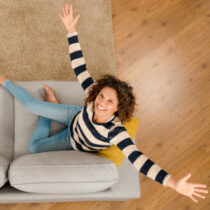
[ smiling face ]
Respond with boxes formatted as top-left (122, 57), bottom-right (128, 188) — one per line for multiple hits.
top-left (94, 86), bottom-right (119, 123)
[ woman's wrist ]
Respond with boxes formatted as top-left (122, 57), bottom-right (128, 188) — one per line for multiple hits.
top-left (166, 176), bottom-right (177, 189)
top-left (67, 27), bottom-right (76, 33)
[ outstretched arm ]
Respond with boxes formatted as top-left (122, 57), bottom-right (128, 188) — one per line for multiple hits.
top-left (58, 4), bottom-right (95, 97)
top-left (66, 32), bottom-right (95, 97)
top-left (109, 126), bottom-right (172, 187)
top-left (109, 126), bottom-right (208, 202)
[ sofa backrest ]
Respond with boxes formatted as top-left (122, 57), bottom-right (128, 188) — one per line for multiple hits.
top-left (9, 81), bottom-right (85, 159)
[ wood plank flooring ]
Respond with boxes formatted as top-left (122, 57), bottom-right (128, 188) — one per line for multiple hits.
top-left (0, 0), bottom-right (209, 209)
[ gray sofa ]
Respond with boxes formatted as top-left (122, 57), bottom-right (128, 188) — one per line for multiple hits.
top-left (0, 80), bottom-right (141, 203)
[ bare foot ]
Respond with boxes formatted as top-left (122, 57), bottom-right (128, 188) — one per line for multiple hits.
top-left (0, 75), bottom-right (7, 86)
top-left (44, 84), bottom-right (59, 104)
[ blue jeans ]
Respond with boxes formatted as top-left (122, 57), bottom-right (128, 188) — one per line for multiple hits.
top-left (2, 80), bottom-right (83, 154)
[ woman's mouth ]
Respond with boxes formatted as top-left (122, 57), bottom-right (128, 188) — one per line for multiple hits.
top-left (96, 104), bottom-right (106, 111)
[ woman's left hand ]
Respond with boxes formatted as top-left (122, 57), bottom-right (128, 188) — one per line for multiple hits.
top-left (174, 173), bottom-right (209, 203)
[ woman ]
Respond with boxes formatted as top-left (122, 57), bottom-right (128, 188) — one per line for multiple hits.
top-left (0, 4), bottom-right (208, 203)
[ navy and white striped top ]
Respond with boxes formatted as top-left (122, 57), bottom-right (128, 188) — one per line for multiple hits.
top-left (67, 31), bottom-right (172, 187)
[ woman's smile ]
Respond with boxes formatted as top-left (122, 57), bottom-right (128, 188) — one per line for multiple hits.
top-left (96, 104), bottom-right (106, 111)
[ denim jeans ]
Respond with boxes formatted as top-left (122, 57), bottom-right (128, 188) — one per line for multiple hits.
top-left (2, 80), bottom-right (83, 154)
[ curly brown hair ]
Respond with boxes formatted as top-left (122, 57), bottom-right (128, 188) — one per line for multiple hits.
top-left (84, 74), bottom-right (137, 123)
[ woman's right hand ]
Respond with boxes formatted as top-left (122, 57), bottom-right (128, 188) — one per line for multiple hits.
top-left (58, 4), bottom-right (80, 33)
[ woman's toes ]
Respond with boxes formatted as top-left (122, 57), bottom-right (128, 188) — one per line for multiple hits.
top-left (44, 84), bottom-right (54, 92)
top-left (44, 84), bottom-right (50, 90)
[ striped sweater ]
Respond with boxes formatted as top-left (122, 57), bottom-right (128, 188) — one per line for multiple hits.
top-left (67, 31), bottom-right (172, 187)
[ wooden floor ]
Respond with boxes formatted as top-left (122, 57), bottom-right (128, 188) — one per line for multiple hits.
top-left (1, 0), bottom-right (209, 209)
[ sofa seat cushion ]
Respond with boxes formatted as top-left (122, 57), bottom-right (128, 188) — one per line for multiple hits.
top-left (0, 155), bottom-right (10, 188)
top-left (8, 150), bottom-right (118, 194)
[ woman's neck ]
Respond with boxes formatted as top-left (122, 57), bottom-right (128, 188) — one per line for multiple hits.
top-left (93, 114), bottom-right (104, 123)
top-left (93, 113), bottom-right (114, 124)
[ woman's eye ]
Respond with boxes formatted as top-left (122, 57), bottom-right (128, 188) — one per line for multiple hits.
top-left (99, 94), bottom-right (112, 103)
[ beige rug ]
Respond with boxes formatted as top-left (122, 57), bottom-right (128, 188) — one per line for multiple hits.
top-left (0, 0), bottom-right (116, 81)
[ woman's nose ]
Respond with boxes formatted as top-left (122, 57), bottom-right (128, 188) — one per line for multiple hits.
top-left (99, 99), bottom-right (107, 107)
